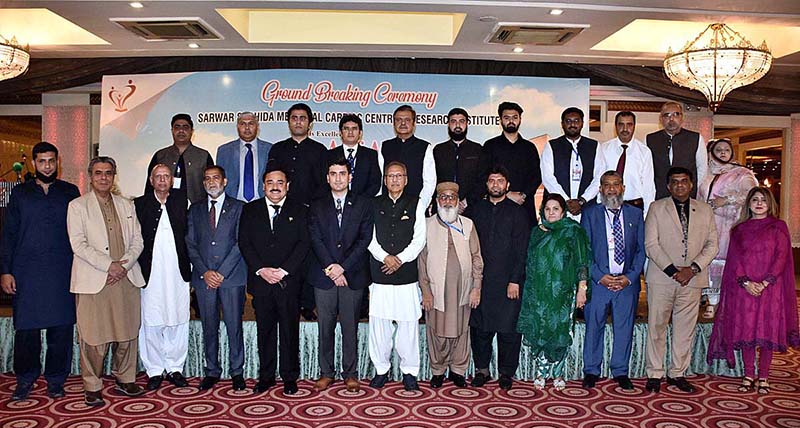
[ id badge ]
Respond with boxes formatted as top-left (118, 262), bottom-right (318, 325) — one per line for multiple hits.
top-left (173, 177), bottom-right (182, 189)
top-left (572, 162), bottom-right (582, 181)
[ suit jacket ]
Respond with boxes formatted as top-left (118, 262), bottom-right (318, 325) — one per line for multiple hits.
top-left (328, 145), bottom-right (381, 198)
top-left (580, 203), bottom-right (646, 288)
top-left (186, 195), bottom-right (247, 289)
top-left (307, 192), bottom-right (374, 290)
top-left (134, 191), bottom-right (191, 283)
top-left (216, 138), bottom-right (272, 200)
top-left (644, 197), bottom-right (718, 288)
top-left (238, 198), bottom-right (310, 296)
top-left (67, 191), bottom-right (145, 294)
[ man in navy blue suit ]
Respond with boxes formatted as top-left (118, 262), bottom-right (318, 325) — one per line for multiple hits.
top-left (328, 114), bottom-right (381, 198)
top-left (186, 165), bottom-right (247, 391)
top-left (216, 112), bottom-right (272, 203)
top-left (308, 158), bottom-right (374, 393)
top-left (580, 170), bottom-right (646, 390)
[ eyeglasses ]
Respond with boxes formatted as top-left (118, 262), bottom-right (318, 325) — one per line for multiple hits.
top-left (385, 174), bottom-right (406, 180)
top-left (437, 194), bottom-right (458, 201)
top-left (661, 112), bottom-right (682, 119)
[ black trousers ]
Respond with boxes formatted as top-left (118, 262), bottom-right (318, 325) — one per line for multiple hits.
top-left (14, 324), bottom-right (74, 386)
top-left (470, 327), bottom-right (522, 377)
top-left (252, 287), bottom-right (300, 382)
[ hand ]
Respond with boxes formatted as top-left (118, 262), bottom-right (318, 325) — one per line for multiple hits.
top-left (325, 263), bottom-right (345, 279)
top-left (108, 260), bottom-right (128, 281)
top-left (333, 275), bottom-right (348, 287)
top-left (381, 255), bottom-right (402, 275)
top-left (469, 288), bottom-right (481, 308)
top-left (258, 268), bottom-right (283, 285)
top-left (0, 274), bottom-right (16, 295)
top-left (566, 199), bottom-right (582, 215)
top-left (576, 289), bottom-right (587, 309)
top-left (458, 199), bottom-right (467, 214)
top-left (599, 274), bottom-right (617, 288)
top-left (506, 192), bottom-right (525, 205)
top-left (672, 266), bottom-right (695, 286)
top-left (204, 270), bottom-right (223, 289)
top-left (421, 291), bottom-right (434, 311)
top-left (743, 281), bottom-right (764, 297)
top-left (507, 282), bottom-right (520, 300)
top-left (712, 196), bottom-right (727, 209)
top-left (105, 274), bottom-right (119, 286)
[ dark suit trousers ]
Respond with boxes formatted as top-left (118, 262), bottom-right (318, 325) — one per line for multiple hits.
top-left (14, 324), bottom-right (73, 386)
top-left (195, 284), bottom-right (246, 377)
top-left (252, 286), bottom-right (301, 381)
top-left (470, 327), bottom-right (522, 377)
top-left (583, 283), bottom-right (639, 377)
top-left (315, 286), bottom-right (363, 379)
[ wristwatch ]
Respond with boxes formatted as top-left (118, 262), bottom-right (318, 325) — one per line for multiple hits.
top-left (690, 264), bottom-right (701, 275)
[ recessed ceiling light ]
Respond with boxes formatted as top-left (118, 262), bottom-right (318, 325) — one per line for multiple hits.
top-left (549, 9), bottom-right (564, 16)
top-left (478, 16), bottom-right (497, 23)
top-left (513, 46), bottom-right (524, 53)
top-left (129, 2), bottom-right (144, 8)
top-left (188, 43), bottom-right (200, 48)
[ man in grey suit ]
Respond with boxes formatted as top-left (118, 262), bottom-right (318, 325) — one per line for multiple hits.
top-left (186, 165), bottom-right (247, 391)
top-left (216, 112), bottom-right (272, 203)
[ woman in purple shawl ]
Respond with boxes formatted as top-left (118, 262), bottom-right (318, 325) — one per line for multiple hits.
top-left (707, 187), bottom-right (799, 394)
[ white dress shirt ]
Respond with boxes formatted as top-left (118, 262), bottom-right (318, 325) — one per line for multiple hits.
top-left (237, 139), bottom-right (260, 202)
top-left (265, 196), bottom-right (286, 229)
top-left (540, 136), bottom-right (605, 203)
top-left (600, 137), bottom-right (656, 216)
top-left (604, 206), bottom-right (625, 275)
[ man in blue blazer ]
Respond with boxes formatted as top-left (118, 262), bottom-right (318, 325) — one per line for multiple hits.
top-left (216, 112), bottom-right (272, 203)
top-left (186, 165), bottom-right (247, 391)
top-left (580, 170), bottom-right (646, 390)
top-left (308, 157), bottom-right (374, 393)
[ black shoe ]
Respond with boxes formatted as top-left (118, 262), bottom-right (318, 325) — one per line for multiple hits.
top-left (283, 380), bottom-right (298, 395)
top-left (582, 374), bottom-right (599, 389)
top-left (430, 374), bottom-right (445, 388)
top-left (667, 376), bottom-right (696, 393)
top-left (167, 372), bottom-right (188, 388)
top-left (47, 384), bottom-right (66, 399)
top-left (645, 378), bottom-right (661, 393)
top-left (614, 375), bottom-right (634, 390)
top-left (146, 375), bottom-right (164, 391)
top-left (232, 375), bottom-right (246, 391)
top-left (253, 377), bottom-right (276, 394)
top-left (84, 390), bottom-right (105, 407)
top-left (448, 372), bottom-right (467, 388)
top-left (369, 373), bottom-right (388, 389)
top-left (402, 373), bottom-right (420, 391)
top-left (199, 376), bottom-right (219, 390)
top-left (300, 307), bottom-right (317, 321)
top-left (471, 372), bottom-right (491, 387)
top-left (498, 375), bottom-right (513, 391)
top-left (11, 383), bottom-right (33, 401)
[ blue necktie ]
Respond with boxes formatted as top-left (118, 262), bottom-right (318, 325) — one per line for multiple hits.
top-left (243, 143), bottom-right (254, 201)
top-left (610, 208), bottom-right (624, 265)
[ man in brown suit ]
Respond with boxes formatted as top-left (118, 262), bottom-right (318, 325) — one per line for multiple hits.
top-left (644, 166), bottom-right (717, 394)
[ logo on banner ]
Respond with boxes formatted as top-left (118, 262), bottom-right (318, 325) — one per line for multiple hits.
top-left (108, 80), bottom-right (137, 112)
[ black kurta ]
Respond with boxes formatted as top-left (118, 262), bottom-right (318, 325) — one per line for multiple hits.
top-left (268, 137), bottom-right (328, 207)
top-left (468, 198), bottom-right (529, 333)
top-left (482, 134), bottom-right (541, 220)
top-left (433, 139), bottom-right (486, 207)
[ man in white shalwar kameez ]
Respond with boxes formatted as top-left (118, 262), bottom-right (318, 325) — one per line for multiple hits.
top-left (133, 165), bottom-right (193, 390)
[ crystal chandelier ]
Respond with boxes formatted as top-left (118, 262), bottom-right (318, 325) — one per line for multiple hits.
top-left (663, 23), bottom-right (772, 112)
top-left (0, 35), bottom-right (30, 82)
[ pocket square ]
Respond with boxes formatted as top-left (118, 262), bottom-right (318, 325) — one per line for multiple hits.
top-left (401, 215), bottom-right (410, 220)
top-left (289, 217), bottom-right (294, 222)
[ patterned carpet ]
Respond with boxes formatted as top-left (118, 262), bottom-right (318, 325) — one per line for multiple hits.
top-left (2, 350), bottom-right (800, 428)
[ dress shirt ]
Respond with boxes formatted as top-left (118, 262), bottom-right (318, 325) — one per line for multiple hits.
top-left (237, 139), bottom-right (260, 202)
top-left (667, 132), bottom-right (708, 188)
top-left (207, 193), bottom-right (226, 227)
top-left (603, 206), bottom-right (625, 275)
top-left (600, 137), bottom-right (656, 215)
top-left (266, 196), bottom-right (286, 229)
top-left (377, 139), bottom-right (436, 205)
top-left (541, 136), bottom-right (605, 202)
top-left (367, 193), bottom-right (427, 265)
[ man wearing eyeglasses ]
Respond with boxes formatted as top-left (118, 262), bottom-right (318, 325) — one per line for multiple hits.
top-left (328, 114), bottom-right (381, 198)
top-left (646, 102), bottom-right (708, 200)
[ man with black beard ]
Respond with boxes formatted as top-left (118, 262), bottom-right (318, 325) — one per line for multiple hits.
top-left (482, 102), bottom-right (541, 222)
top-left (1, 142), bottom-right (80, 401)
top-left (433, 108), bottom-right (485, 215)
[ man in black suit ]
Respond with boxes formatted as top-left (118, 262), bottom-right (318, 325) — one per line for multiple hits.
top-left (309, 158), bottom-right (374, 393)
top-left (433, 108), bottom-right (485, 215)
top-left (238, 165), bottom-right (310, 395)
top-left (328, 114), bottom-right (381, 198)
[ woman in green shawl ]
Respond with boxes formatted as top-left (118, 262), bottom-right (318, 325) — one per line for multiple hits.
top-left (517, 193), bottom-right (591, 391)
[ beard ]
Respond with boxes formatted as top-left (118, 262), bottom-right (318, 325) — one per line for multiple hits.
top-left (37, 168), bottom-right (58, 184)
top-left (487, 187), bottom-right (507, 198)
top-left (437, 204), bottom-right (459, 224)
top-left (501, 123), bottom-right (518, 134)
top-left (448, 126), bottom-right (467, 141)
top-left (205, 186), bottom-right (224, 198)
top-left (601, 193), bottom-right (623, 209)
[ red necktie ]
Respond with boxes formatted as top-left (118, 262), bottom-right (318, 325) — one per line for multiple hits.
top-left (209, 200), bottom-right (217, 233)
top-left (616, 144), bottom-right (628, 175)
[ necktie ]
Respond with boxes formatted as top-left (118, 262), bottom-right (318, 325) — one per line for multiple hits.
top-left (243, 143), bottom-right (254, 201)
top-left (678, 203), bottom-right (689, 258)
top-left (616, 144), bottom-right (628, 176)
top-left (610, 208), bottom-right (624, 265)
top-left (209, 200), bottom-right (217, 233)
top-left (336, 198), bottom-right (343, 227)
top-left (346, 148), bottom-right (355, 172)
top-left (667, 135), bottom-right (673, 165)
top-left (271, 204), bottom-right (281, 229)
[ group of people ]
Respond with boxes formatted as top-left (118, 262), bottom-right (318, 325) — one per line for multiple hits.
top-left (1, 100), bottom-right (797, 408)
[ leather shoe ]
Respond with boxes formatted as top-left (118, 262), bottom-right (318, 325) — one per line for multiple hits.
top-left (84, 390), bottom-right (105, 407)
top-left (146, 375), bottom-right (163, 391)
top-left (253, 377), bottom-right (276, 394)
top-left (430, 374), bottom-right (445, 388)
top-left (645, 377), bottom-right (661, 393)
top-left (582, 374), bottom-right (599, 389)
top-left (47, 384), bottom-right (66, 399)
top-left (199, 376), bottom-right (219, 390)
top-left (448, 372), bottom-right (467, 388)
top-left (369, 373), bottom-right (388, 389)
top-left (115, 381), bottom-right (144, 397)
top-left (314, 376), bottom-right (334, 391)
top-left (231, 375), bottom-right (246, 391)
top-left (345, 377), bottom-right (360, 393)
top-left (614, 375), bottom-right (634, 390)
top-left (167, 371), bottom-right (188, 388)
top-left (283, 380), bottom-right (299, 395)
top-left (11, 383), bottom-right (33, 401)
top-left (402, 373), bottom-right (420, 391)
top-left (498, 374), bottom-right (513, 391)
top-left (470, 372), bottom-right (491, 387)
top-left (667, 376), bottom-right (696, 393)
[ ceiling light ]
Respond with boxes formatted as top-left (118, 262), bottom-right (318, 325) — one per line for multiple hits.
top-left (549, 9), bottom-right (564, 16)
top-left (0, 35), bottom-right (30, 82)
top-left (188, 42), bottom-right (200, 48)
top-left (513, 46), bottom-right (524, 53)
top-left (664, 23), bottom-right (772, 112)
top-left (129, 2), bottom-right (144, 8)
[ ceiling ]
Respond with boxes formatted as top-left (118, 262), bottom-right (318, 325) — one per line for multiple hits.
top-left (2, 0), bottom-right (800, 68)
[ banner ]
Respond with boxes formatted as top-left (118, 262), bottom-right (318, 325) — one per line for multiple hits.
top-left (100, 68), bottom-right (589, 197)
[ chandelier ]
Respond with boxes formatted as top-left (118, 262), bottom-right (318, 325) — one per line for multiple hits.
top-left (0, 35), bottom-right (30, 82)
top-left (663, 23), bottom-right (772, 112)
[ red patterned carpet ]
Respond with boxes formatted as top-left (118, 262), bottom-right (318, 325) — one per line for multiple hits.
top-left (3, 350), bottom-right (800, 428)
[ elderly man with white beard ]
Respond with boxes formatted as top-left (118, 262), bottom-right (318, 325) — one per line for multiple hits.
top-left (418, 182), bottom-right (483, 388)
